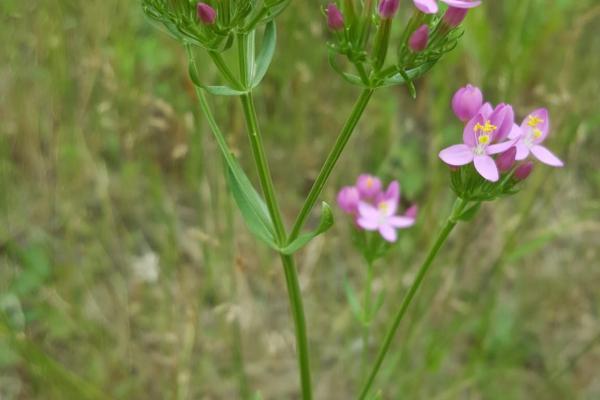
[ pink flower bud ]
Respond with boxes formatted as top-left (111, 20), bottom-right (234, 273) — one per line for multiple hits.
top-left (197, 2), bottom-right (216, 25)
top-left (408, 24), bottom-right (429, 52)
top-left (443, 6), bottom-right (469, 27)
top-left (356, 174), bottom-right (383, 199)
top-left (451, 84), bottom-right (483, 122)
top-left (326, 3), bottom-right (345, 31)
top-left (404, 204), bottom-right (419, 220)
top-left (337, 186), bottom-right (360, 214)
top-left (378, 0), bottom-right (400, 19)
top-left (514, 161), bottom-right (534, 181)
top-left (495, 147), bottom-right (517, 173)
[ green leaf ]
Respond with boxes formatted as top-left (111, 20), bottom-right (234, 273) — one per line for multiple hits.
top-left (344, 279), bottom-right (366, 324)
top-left (328, 50), bottom-right (367, 87)
top-left (190, 82), bottom-right (278, 249)
top-left (188, 62), bottom-right (247, 96)
top-left (252, 20), bottom-right (276, 87)
top-left (226, 166), bottom-right (279, 250)
top-left (398, 69), bottom-right (417, 99)
top-left (279, 202), bottom-right (334, 254)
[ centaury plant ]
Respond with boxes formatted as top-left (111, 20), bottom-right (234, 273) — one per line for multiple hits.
top-left (139, 0), bottom-right (564, 398)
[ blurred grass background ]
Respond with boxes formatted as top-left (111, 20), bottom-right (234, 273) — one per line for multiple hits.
top-left (2, 0), bottom-right (600, 399)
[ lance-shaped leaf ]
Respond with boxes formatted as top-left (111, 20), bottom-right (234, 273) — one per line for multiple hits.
top-left (279, 202), bottom-right (334, 255)
top-left (252, 20), bottom-right (277, 87)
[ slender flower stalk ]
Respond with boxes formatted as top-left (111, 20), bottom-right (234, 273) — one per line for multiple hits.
top-left (358, 197), bottom-right (470, 400)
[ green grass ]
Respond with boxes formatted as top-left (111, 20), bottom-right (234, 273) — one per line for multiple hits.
top-left (2, 0), bottom-right (600, 398)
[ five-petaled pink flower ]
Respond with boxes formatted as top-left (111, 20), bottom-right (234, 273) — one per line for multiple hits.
top-left (509, 108), bottom-right (564, 167)
top-left (356, 181), bottom-right (416, 242)
top-left (412, 0), bottom-right (480, 14)
top-left (439, 105), bottom-right (515, 182)
top-left (337, 177), bottom-right (417, 243)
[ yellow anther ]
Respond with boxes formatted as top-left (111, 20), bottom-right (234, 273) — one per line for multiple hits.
top-left (366, 178), bottom-right (373, 188)
top-left (474, 120), bottom-right (498, 134)
top-left (532, 128), bottom-right (543, 138)
top-left (478, 135), bottom-right (490, 145)
top-left (378, 202), bottom-right (389, 212)
top-left (528, 115), bottom-right (544, 127)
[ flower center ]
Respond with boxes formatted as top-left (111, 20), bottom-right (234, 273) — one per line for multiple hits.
top-left (366, 178), bottom-right (373, 188)
top-left (474, 120), bottom-right (498, 134)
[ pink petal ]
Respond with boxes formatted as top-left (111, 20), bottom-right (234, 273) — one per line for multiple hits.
top-left (531, 145), bottom-right (564, 167)
top-left (439, 144), bottom-right (474, 166)
top-left (521, 108), bottom-right (550, 144)
top-left (514, 141), bottom-right (530, 161)
top-left (379, 224), bottom-right (397, 242)
top-left (413, 0), bottom-right (438, 14)
top-left (389, 216), bottom-right (415, 229)
top-left (508, 123), bottom-right (522, 139)
top-left (487, 139), bottom-right (516, 155)
top-left (478, 102), bottom-right (494, 119)
top-left (357, 216), bottom-right (379, 231)
top-left (358, 202), bottom-right (379, 220)
top-left (463, 114), bottom-right (484, 147)
top-left (474, 154), bottom-right (499, 182)
top-left (441, 0), bottom-right (481, 8)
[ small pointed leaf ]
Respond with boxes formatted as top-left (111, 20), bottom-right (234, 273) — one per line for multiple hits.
top-left (252, 20), bottom-right (277, 87)
top-left (280, 202), bottom-right (334, 255)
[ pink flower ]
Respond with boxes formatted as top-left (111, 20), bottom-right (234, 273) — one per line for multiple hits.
top-left (412, 0), bottom-right (480, 15)
top-left (357, 181), bottom-right (416, 242)
top-left (337, 186), bottom-right (360, 214)
top-left (439, 107), bottom-right (516, 182)
top-left (356, 174), bottom-right (383, 199)
top-left (452, 84), bottom-right (483, 122)
top-left (197, 3), bottom-right (217, 25)
top-left (409, 25), bottom-right (430, 52)
top-left (509, 108), bottom-right (564, 167)
top-left (326, 3), bottom-right (345, 31)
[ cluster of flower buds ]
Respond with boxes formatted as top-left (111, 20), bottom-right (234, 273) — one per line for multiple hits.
top-left (325, 0), bottom-right (481, 89)
top-left (337, 175), bottom-right (417, 243)
top-left (142, 0), bottom-right (290, 51)
top-left (440, 84), bottom-right (564, 201)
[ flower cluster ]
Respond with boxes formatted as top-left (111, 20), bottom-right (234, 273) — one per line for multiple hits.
top-left (337, 175), bottom-right (417, 242)
top-left (325, 0), bottom-right (482, 89)
top-left (440, 84), bottom-right (564, 184)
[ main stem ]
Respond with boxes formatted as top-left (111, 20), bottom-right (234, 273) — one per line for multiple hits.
top-left (288, 88), bottom-right (374, 242)
top-left (357, 198), bottom-right (469, 400)
top-left (239, 92), bottom-right (314, 400)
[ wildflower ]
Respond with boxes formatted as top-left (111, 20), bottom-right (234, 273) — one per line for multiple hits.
top-left (197, 2), bottom-right (216, 25)
top-left (439, 108), bottom-right (516, 182)
top-left (514, 161), bottom-right (534, 181)
top-left (495, 146), bottom-right (517, 173)
top-left (357, 181), bottom-right (416, 242)
top-left (412, 0), bottom-right (480, 15)
top-left (378, 0), bottom-right (401, 19)
top-left (452, 84), bottom-right (483, 122)
top-left (337, 186), bottom-right (360, 214)
top-left (509, 109), bottom-right (564, 167)
top-left (409, 25), bottom-right (430, 52)
top-left (442, 6), bottom-right (468, 27)
top-left (356, 174), bottom-right (383, 199)
top-left (326, 3), bottom-right (345, 31)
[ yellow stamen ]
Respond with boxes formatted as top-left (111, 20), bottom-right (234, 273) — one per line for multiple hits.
top-left (528, 115), bottom-right (544, 127)
top-left (378, 202), bottom-right (389, 212)
top-left (532, 128), bottom-right (543, 138)
top-left (366, 177), bottom-right (373, 188)
top-left (474, 120), bottom-right (498, 134)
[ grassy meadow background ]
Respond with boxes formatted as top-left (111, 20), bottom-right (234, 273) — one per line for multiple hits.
top-left (2, 0), bottom-right (600, 398)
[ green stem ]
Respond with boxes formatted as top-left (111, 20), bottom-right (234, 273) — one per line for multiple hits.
top-left (288, 88), bottom-right (374, 242)
top-left (209, 51), bottom-right (242, 89)
top-left (281, 254), bottom-right (313, 400)
top-left (357, 197), bottom-right (470, 400)
top-left (361, 259), bottom-right (375, 373)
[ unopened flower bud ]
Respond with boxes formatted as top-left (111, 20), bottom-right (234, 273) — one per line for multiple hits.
top-left (404, 205), bottom-right (419, 220)
top-left (443, 7), bottom-right (468, 27)
top-left (337, 187), bottom-right (360, 214)
top-left (197, 2), bottom-right (216, 25)
top-left (378, 0), bottom-right (400, 19)
top-left (408, 24), bottom-right (429, 52)
top-left (452, 84), bottom-right (483, 122)
top-left (356, 174), bottom-right (383, 199)
top-left (326, 3), bottom-right (345, 31)
top-left (514, 161), bottom-right (534, 181)
top-left (496, 147), bottom-right (517, 173)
